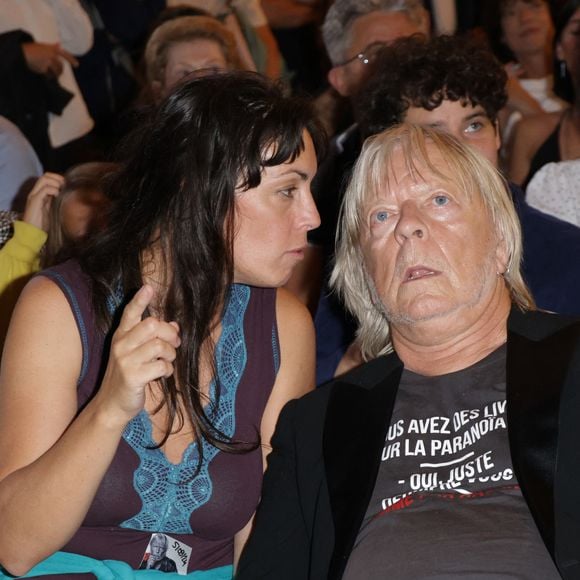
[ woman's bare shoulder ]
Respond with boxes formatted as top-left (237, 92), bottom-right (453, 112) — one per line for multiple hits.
top-left (275, 287), bottom-right (313, 330)
top-left (2, 274), bottom-right (81, 379)
top-left (509, 111), bottom-right (564, 183)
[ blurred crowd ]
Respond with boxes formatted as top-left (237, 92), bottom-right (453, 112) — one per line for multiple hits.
top-left (0, 1), bottom-right (580, 577)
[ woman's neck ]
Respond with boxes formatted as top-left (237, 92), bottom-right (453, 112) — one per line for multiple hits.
top-left (517, 50), bottom-right (552, 79)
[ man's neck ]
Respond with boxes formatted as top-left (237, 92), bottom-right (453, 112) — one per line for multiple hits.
top-left (391, 286), bottom-right (512, 376)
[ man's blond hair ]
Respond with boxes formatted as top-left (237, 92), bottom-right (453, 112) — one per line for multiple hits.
top-left (331, 123), bottom-right (535, 360)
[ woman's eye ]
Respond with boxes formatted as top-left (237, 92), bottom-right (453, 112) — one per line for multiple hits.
top-left (434, 195), bottom-right (449, 206)
top-left (279, 187), bottom-right (296, 198)
top-left (374, 210), bottom-right (389, 223)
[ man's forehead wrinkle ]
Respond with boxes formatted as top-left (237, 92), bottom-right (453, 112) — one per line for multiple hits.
top-left (408, 180), bottom-right (433, 194)
top-left (360, 136), bottom-right (472, 215)
top-left (367, 168), bottom-right (436, 208)
top-left (400, 155), bottom-right (465, 201)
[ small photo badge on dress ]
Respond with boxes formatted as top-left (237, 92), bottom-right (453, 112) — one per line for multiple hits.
top-left (139, 532), bottom-right (193, 575)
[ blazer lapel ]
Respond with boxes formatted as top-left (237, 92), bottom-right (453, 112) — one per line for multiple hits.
top-left (323, 354), bottom-right (403, 580)
top-left (506, 310), bottom-right (579, 558)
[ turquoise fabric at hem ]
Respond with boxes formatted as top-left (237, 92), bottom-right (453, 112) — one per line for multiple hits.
top-left (0, 551), bottom-right (233, 580)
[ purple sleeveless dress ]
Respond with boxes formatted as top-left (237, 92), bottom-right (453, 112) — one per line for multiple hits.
top-left (40, 260), bottom-right (280, 573)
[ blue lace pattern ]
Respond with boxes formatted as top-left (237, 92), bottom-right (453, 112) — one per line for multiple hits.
top-left (119, 285), bottom-right (250, 534)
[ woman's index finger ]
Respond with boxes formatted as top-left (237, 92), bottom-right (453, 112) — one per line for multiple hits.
top-left (118, 285), bottom-right (155, 333)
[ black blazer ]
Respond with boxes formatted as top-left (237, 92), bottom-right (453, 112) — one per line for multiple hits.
top-left (238, 309), bottom-right (580, 580)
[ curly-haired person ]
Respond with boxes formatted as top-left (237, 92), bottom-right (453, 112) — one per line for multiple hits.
top-left (356, 34), bottom-right (507, 156)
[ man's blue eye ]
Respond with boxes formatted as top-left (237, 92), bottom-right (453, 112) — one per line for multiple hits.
top-left (466, 121), bottom-right (483, 133)
top-left (434, 195), bottom-right (449, 206)
top-left (375, 210), bottom-right (389, 222)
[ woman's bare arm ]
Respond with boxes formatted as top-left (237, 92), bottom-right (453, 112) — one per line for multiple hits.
top-left (508, 112), bottom-right (562, 185)
top-left (233, 288), bottom-right (315, 564)
top-left (0, 280), bottom-right (179, 575)
top-left (259, 288), bottom-right (315, 460)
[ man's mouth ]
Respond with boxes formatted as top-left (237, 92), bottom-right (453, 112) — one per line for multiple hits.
top-left (403, 266), bottom-right (440, 282)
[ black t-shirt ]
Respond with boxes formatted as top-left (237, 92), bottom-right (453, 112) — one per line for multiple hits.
top-left (344, 345), bottom-right (560, 579)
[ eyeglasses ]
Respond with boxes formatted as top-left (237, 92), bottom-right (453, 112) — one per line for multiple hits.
top-left (337, 41), bottom-right (387, 67)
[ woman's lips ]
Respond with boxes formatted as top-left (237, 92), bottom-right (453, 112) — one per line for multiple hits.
top-left (287, 246), bottom-right (307, 258)
top-left (519, 26), bottom-right (542, 38)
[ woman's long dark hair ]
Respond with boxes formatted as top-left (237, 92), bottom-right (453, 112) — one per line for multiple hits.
top-left (553, 0), bottom-right (580, 102)
top-left (79, 72), bottom-right (325, 461)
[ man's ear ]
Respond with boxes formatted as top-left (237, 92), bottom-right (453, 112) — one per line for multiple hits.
top-left (328, 66), bottom-right (350, 97)
top-left (495, 235), bottom-right (510, 276)
top-left (494, 119), bottom-right (502, 152)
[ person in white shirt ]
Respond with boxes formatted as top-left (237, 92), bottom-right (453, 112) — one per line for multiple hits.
top-left (0, 0), bottom-right (94, 166)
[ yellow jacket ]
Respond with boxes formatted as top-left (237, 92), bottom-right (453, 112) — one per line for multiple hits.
top-left (0, 220), bottom-right (47, 349)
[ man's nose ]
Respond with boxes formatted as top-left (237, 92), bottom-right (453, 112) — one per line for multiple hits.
top-left (393, 202), bottom-right (427, 244)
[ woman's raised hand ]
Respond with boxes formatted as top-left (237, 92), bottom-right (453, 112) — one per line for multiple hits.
top-left (504, 62), bottom-right (544, 117)
top-left (22, 172), bottom-right (64, 232)
top-left (95, 285), bottom-right (181, 426)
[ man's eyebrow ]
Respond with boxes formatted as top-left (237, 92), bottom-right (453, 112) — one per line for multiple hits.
top-left (465, 110), bottom-right (487, 120)
top-left (427, 121), bottom-right (445, 129)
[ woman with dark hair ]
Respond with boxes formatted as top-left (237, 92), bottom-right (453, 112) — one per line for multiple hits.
top-left (482, 0), bottom-right (568, 155)
top-left (509, 0), bottom-right (580, 185)
top-left (0, 72), bottom-right (322, 579)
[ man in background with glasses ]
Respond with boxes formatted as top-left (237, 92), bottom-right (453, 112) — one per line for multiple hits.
top-left (295, 0), bottom-right (431, 382)
top-left (323, 0), bottom-right (430, 100)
